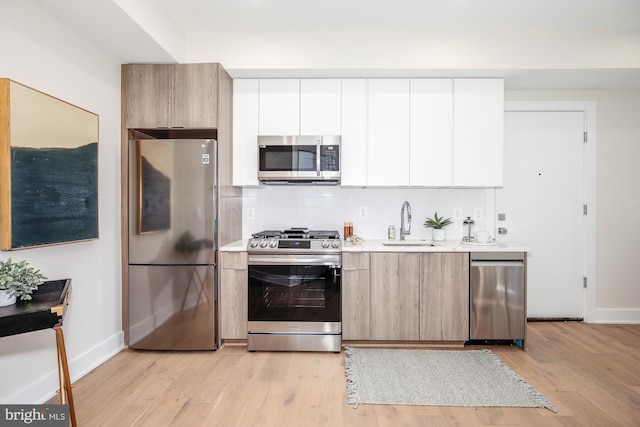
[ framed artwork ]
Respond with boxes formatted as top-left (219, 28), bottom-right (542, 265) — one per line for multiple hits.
top-left (136, 140), bottom-right (171, 234)
top-left (0, 79), bottom-right (99, 250)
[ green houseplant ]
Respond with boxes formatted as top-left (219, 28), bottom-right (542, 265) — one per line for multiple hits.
top-left (424, 212), bottom-right (453, 242)
top-left (0, 258), bottom-right (47, 306)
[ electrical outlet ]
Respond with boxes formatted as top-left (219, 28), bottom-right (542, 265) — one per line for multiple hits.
top-left (474, 208), bottom-right (483, 220)
top-left (246, 207), bottom-right (255, 219)
top-left (359, 206), bottom-right (369, 219)
top-left (453, 208), bottom-right (462, 220)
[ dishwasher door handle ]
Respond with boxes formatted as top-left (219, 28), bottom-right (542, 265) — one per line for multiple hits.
top-left (471, 260), bottom-right (524, 268)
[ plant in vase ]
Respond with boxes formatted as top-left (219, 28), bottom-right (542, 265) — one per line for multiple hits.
top-left (424, 212), bottom-right (453, 242)
top-left (0, 258), bottom-right (47, 307)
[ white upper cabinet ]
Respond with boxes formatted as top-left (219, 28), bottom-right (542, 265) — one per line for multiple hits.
top-left (232, 77), bottom-right (504, 187)
top-left (340, 79), bottom-right (368, 186)
top-left (409, 79), bottom-right (454, 186)
top-left (300, 79), bottom-right (342, 135)
top-left (233, 79), bottom-right (260, 187)
top-left (258, 79), bottom-right (300, 135)
top-left (452, 79), bottom-right (504, 187)
top-left (367, 79), bottom-right (411, 186)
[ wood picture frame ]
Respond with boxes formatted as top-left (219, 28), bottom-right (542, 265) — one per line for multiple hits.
top-left (0, 79), bottom-right (99, 250)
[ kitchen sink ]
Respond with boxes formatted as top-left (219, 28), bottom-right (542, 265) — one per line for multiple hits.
top-left (382, 241), bottom-right (437, 247)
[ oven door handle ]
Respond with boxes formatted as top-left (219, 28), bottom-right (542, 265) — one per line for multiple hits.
top-left (248, 255), bottom-right (341, 267)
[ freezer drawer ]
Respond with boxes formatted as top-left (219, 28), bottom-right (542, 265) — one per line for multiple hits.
top-left (128, 264), bottom-right (216, 350)
top-left (470, 258), bottom-right (525, 341)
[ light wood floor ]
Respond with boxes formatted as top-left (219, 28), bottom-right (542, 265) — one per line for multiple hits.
top-left (55, 322), bottom-right (640, 426)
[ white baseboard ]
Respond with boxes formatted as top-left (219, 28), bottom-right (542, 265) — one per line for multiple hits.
top-left (588, 308), bottom-right (640, 324)
top-left (10, 331), bottom-right (125, 404)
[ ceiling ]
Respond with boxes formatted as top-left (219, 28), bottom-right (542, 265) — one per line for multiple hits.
top-left (31, 0), bottom-right (640, 89)
top-left (158, 0), bottom-right (640, 33)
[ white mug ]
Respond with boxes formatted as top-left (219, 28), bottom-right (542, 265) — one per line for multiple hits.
top-left (475, 231), bottom-right (492, 243)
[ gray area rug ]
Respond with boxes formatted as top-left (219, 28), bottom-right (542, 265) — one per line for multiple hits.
top-left (345, 347), bottom-right (556, 412)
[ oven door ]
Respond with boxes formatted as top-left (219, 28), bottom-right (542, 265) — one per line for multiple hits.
top-left (248, 254), bottom-right (341, 325)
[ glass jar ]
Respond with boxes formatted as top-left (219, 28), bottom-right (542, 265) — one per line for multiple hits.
top-left (388, 225), bottom-right (396, 240)
top-left (463, 217), bottom-right (475, 242)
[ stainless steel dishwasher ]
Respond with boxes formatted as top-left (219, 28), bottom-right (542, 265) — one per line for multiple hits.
top-left (470, 252), bottom-right (527, 349)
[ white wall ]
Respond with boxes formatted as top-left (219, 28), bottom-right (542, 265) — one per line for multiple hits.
top-left (0, 2), bottom-right (124, 403)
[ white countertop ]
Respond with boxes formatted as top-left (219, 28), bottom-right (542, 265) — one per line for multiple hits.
top-left (220, 239), bottom-right (527, 253)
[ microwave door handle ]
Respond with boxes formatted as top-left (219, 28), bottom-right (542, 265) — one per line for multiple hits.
top-left (316, 138), bottom-right (321, 177)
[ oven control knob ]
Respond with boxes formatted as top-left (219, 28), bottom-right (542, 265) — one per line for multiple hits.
top-left (249, 239), bottom-right (259, 248)
top-left (321, 240), bottom-right (330, 248)
top-left (259, 240), bottom-right (269, 248)
top-left (269, 240), bottom-right (278, 248)
top-left (331, 240), bottom-right (340, 248)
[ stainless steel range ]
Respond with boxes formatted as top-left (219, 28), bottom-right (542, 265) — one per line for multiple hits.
top-left (247, 228), bottom-right (342, 352)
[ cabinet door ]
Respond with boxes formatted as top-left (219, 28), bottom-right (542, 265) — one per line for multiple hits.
top-left (172, 63), bottom-right (218, 128)
top-left (368, 79), bottom-right (411, 186)
top-left (342, 253), bottom-right (371, 340)
top-left (233, 79), bottom-right (260, 186)
top-left (124, 64), bottom-right (171, 128)
top-left (420, 253), bottom-right (469, 341)
top-left (219, 252), bottom-right (248, 340)
top-left (340, 79), bottom-right (368, 186)
top-left (370, 252), bottom-right (420, 340)
top-left (453, 79), bottom-right (504, 187)
top-left (300, 79), bottom-right (342, 135)
top-left (258, 79), bottom-right (300, 135)
top-left (409, 79), bottom-right (454, 186)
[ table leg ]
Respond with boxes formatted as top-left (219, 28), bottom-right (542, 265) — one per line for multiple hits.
top-left (54, 326), bottom-right (77, 427)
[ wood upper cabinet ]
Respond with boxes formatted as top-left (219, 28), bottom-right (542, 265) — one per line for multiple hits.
top-left (419, 252), bottom-right (469, 341)
top-left (370, 252), bottom-right (420, 340)
top-left (219, 252), bottom-right (248, 340)
top-left (342, 252), bottom-right (371, 340)
top-left (123, 63), bottom-right (219, 128)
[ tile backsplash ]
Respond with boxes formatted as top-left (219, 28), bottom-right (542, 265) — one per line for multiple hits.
top-left (242, 186), bottom-right (494, 241)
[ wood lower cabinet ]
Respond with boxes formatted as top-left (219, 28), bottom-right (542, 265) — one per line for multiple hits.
top-left (342, 253), bottom-right (371, 340)
top-left (370, 252), bottom-right (420, 340)
top-left (420, 252), bottom-right (469, 341)
top-left (219, 252), bottom-right (248, 340)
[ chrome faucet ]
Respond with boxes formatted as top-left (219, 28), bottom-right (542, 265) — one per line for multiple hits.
top-left (400, 201), bottom-right (412, 240)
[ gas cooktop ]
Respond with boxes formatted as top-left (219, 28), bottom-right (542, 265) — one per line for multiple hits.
top-left (248, 228), bottom-right (341, 253)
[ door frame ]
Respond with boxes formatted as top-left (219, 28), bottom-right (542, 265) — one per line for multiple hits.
top-left (497, 101), bottom-right (596, 322)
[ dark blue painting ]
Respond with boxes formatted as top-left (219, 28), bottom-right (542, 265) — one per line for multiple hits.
top-left (10, 143), bottom-right (99, 248)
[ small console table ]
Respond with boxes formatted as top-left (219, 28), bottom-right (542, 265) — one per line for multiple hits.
top-left (0, 279), bottom-right (75, 427)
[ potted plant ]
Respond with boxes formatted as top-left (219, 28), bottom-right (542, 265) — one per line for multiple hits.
top-left (0, 258), bottom-right (47, 307)
top-left (424, 212), bottom-right (453, 242)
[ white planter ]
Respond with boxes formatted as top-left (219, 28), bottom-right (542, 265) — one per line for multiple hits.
top-left (432, 228), bottom-right (446, 242)
top-left (0, 289), bottom-right (17, 307)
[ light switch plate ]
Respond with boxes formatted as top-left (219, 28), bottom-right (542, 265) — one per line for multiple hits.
top-left (453, 208), bottom-right (462, 220)
top-left (359, 206), bottom-right (369, 219)
top-left (474, 208), bottom-right (483, 220)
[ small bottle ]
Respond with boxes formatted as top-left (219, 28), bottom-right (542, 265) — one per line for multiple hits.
top-left (388, 225), bottom-right (396, 240)
top-left (344, 222), bottom-right (350, 240)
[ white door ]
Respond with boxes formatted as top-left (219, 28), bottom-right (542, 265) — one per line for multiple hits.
top-left (496, 111), bottom-right (585, 318)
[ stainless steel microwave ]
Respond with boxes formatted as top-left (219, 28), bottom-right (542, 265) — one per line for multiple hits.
top-left (258, 135), bottom-right (341, 184)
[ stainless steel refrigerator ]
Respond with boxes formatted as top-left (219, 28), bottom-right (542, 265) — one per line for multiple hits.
top-left (128, 138), bottom-right (217, 350)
